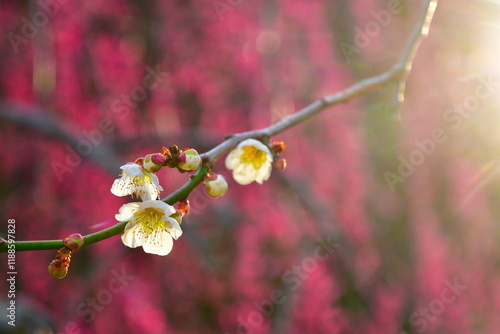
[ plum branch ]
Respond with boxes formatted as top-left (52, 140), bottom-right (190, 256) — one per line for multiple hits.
top-left (0, 166), bottom-right (210, 252)
top-left (201, 0), bottom-right (437, 162)
top-left (0, 0), bottom-right (438, 254)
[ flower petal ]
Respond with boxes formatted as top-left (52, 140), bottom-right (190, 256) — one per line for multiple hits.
top-left (233, 171), bottom-right (253, 185)
top-left (121, 222), bottom-right (143, 248)
top-left (237, 139), bottom-right (272, 156)
top-left (138, 174), bottom-right (162, 200)
top-left (142, 231), bottom-right (174, 256)
top-left (150, 201), bottom-right (176, 216)
top-left (121, 164), bottom-right (144, 177)
top-left (115, 202), bottom-right (141, 221)
top-left (150, 173), bottom-right (164, 191)
top-left (164, 217), bottom-right (183, 240)
top-left (225, 149), bottom-right (241, 170)
top-left (138, 189), bottom-right (155, 201)
top-left (233, 163), bottom-right (258, 185)
top-left (110, 177), bottom-right (132, 197)
top-left (254, 160), bottom-right (272, 184)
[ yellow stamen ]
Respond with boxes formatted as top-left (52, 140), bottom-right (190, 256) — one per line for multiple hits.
top-left (133, 207), bottom-right (165, 235)
top-left (240, 145), bottom-right (267, 168)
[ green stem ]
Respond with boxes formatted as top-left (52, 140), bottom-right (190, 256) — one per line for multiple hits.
top-left (0, 166), bottom-right (210, 253)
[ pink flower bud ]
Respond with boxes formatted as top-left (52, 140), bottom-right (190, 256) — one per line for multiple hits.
top-left (204, 174), bottom-right (228, 198)
top-left (273, 157), bottom-right (287, 170)
top-left (178, 149), bottom-right (202, 171)
top-left (63, 233), bottom-right (85, 251)
top-left (143, 153), bottom-right (167, 173)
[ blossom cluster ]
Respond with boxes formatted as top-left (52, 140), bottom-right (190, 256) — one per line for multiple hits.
top-left (110, 146), bottom-right (201, 256)
top-left (110, 139), bottom-right (286, 256)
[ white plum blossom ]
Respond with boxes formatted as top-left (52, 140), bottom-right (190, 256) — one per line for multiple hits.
top-left (111, 163), bottom-right (163, 200)
top-left (116, 200), bottom-right (182, 256)
top-left (225, 139), bottom-right (273, 185)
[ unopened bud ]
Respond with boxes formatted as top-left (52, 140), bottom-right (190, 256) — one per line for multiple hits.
top-left (54, 247), bottom-right (72, 261)
top-left (271, 141), bottom-right (286, 153)
top-left (162, 147), bottom-right (171, 157)
top-left (273, 157), bottom-right (287, 170)
top-left (63, 233), bottom-right (85, 251)
top-left (48, 260), bottom-right (69, 279)
top-left (175, 200), bottom-right (190, 216)
top-left (204, 174), bottom-right (228, 198)
top-left (169, 145), bottom-right (180, 156)
top-left (143, 153), bottom-right (167, 173)
top-left (178, 149), bottom-right (202, 171)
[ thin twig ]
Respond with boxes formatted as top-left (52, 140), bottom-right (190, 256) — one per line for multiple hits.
top-left (393, 0), bottom-right (438, 113)
top-left (0, 166), bottom-right (210, 252)
top-left (201, 1), bottom-right (437, 163)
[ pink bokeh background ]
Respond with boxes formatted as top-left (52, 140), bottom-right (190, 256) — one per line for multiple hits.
top-left (1, 0), bottom-right (500, 333)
